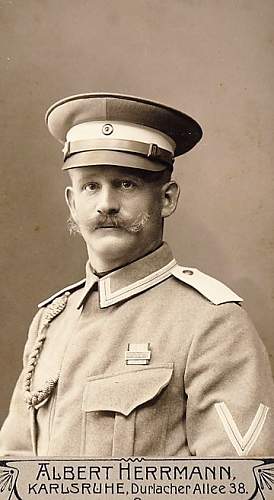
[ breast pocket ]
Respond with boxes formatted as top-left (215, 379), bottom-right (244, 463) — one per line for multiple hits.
top-left (81, 364), bottom-right (173, 457)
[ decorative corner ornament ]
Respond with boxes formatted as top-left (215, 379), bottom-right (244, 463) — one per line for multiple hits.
top-left (125, 343), bottom-right (151, 365)
top-left (0, 464), bottom-right (19, 500)
top-left (24, 292), bottom-right (70, 409)
top-left (252, 461), bottom-right (274, 500)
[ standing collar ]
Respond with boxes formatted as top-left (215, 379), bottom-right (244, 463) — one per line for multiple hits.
top-left (77, 242), bottom-right (176, 309)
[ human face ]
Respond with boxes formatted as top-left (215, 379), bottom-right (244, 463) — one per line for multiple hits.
top-left (65, 166), bottom-right (175, 272)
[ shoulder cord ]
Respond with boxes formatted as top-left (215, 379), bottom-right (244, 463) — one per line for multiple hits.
top-left (23, 292), bottom-right (70, 409)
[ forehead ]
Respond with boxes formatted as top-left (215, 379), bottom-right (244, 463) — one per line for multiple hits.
top-left (69, 165), bottom-right (151, 183)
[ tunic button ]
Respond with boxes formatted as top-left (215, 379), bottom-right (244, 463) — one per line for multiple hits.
top-left (182, 269), bottom-right (194, 275)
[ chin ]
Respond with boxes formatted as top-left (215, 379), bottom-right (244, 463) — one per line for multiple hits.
top-left (87, 232), bottom-right (138, 264)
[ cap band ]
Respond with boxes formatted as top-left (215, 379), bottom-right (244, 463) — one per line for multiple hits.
top-left (62, 150), bottom-right (170, 172)
top-left (63, 138), bottom-right (174, 167)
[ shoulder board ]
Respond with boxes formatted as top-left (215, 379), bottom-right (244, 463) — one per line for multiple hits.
top-left (171, 265), bottom-right (243, 305)
top-left (38, 278), bottom-right (86, 308)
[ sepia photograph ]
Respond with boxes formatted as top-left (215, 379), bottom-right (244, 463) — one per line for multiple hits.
top-left (0, 0), bottom-right (274, 463)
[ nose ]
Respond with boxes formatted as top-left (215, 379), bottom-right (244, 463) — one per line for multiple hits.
top-left (96, 185), bottom-right (120, 215)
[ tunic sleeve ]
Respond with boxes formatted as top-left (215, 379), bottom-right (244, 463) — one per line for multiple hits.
top-left (184, 302), bottom-right (274, 456)
top-left (0, 309), bottom-right (44, 456)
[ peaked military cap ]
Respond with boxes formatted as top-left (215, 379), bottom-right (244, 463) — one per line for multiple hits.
top-left (46, 93), bottom-right (202, 172)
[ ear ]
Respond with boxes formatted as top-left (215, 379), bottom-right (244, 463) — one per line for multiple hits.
top-left (161, 181), bottom-right (180, 218)
top-left (65, 186), bottom-right (77, 221)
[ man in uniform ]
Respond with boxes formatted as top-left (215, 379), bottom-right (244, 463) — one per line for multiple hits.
top-left (0, 93), bottom-right (274, 457)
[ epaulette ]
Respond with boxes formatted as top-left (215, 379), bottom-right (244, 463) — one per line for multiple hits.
top-left (37, 278), bottom-right (86, 308)
top-left (171, 265), bottom-right (243, 305)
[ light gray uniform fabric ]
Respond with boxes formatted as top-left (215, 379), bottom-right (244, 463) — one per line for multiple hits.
top-left (1, 243), bottom-right (274, 457)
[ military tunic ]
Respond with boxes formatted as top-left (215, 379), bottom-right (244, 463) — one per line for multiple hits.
top-left (1, 243), bottom-right (274, 457)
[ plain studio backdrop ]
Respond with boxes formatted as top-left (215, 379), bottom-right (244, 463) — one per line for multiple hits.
top-left (0, 0), bottom-right (273, 426)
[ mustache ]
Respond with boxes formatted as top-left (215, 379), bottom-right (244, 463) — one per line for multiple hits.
top-left (89, 213), bottom-right (151, 233)
top-left (67, 212), bottom-right (151, 235)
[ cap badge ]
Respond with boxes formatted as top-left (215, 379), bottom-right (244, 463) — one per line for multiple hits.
top-left (125, 343), bottom-right (151, 365)
top-left (102, 123), bottom-right (114, 135)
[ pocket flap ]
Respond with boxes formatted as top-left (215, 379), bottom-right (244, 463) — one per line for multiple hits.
top-left (83, 364), bottom-right (173, 416)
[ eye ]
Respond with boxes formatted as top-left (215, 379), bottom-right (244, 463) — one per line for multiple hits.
top-left (83, 182), bottom-right (99, 192)
top-left (118, 179), bottom-right (137, 190)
